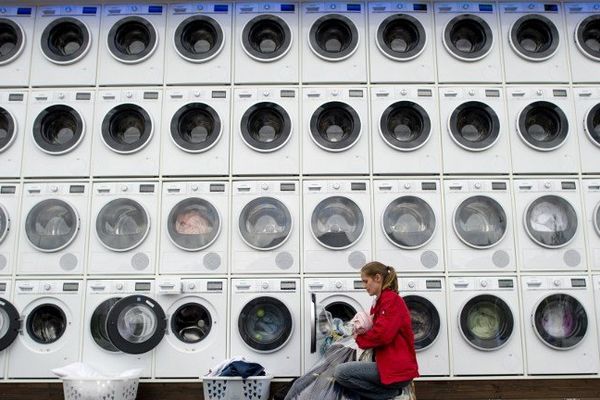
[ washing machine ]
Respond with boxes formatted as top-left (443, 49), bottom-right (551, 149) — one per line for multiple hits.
top-left (400, 277), bottom-right (449, 376)
top-left (449, 276), bottom-right (523, 376)
top-left (233, 87), bottom-right (299, 175)
top-left (22, 89), bottom-right (95, 178)
top-left (302, 2), bottom-right (367, 83)
top-left (373, 179), bottom-right (443, 272)
top-left (0, 6), bottom-right (35, 87)
top-left (302, 87), bottom-right (368, 175)
top-left (573, 87), bottom-right (600, 174)
top-left (304, 277), bottom-right (371, 372)
top-left (232, 180), bottom-right (299, 274)
top-left (583, 180), bottom-right (600, 271)
top-left (522, 275), bottom-right (599, 374)
top-left (97, 4), bottom-right (166, 86)
top-left (30, 5), bottom-right (101, 87)
top-left (368, 2), bottom-right (435, 83)
top-left (439, 87), bottom-right (510, 174)
top-left (0, 280), bottom-right (17, 378)
top-left (154, 278), bottom-right (227, 378)
top-left (92, 88), bottom-right (162, 177)
top-left (500, 2), bottom-right (569, 83)
top-left (566, 3), bottom-right (600, 83)
top-left (160, 181), bottom-right (228, 275)
top-left (303, 180), bottom-right (371, 274)
top-left (433, 2), bottom-right (502, 83)
top-left (8, 280), bottom-right (83, 378)
top-left (0, 90), bottom-right (26, 179)
top-left (514, 179), bottom-right (586, 271)
top-left (370, 86), bottom-right (440, 175)
top-left (0, 183), bottom-right (19, 276)
top-left (507, 86), bottom-right (579, 174)
top-left (444, 179), bottom-right (515, 272)
top-left (230, 278), bottom-right (301, 377)
top-left (234, 2), bottom-right (299, 84)
top-left (17, 182), bottom-right (88, 276)
top-left (88, 182), bottom-right (158, 275)
top-left (165, 2), bottom-right (232, 85)
top-left (82, 279), bottom-right (166, 377)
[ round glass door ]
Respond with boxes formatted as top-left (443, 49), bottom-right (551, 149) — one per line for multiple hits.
top-left (594, 203), bottom-right (600, 238)
top-left (310, 102), bottom-right (361, 152)
top-left (0, 298), bottom-right (19, 351)
top-left (102, 104), bottom-right (152, 154)
top-left (517, 101), bottom-right (569, 151)
top-left (0, 204), bottom-right (10, 244)
top-left (525, 195), bottom-right (578, 249)
top-left (311, 196), bottom-right (364, 249)
top-left (453, 196), bottom-right (507, 249)
top-left (309, 14), bottom-right (359, 61)
top-left (90, 298), bottom-right (121, 352)
top-left (242, 15), bottom-right (292, 62)
top-left (510, 15), bottom-right (560, 61)
top-left (0, 18), bottom-right (24, 65)
top-left (96, 198), bottom-right (150, 252)
top-left (449, 101), bottom-right (500, 151)
top-left (382, 196), bottom-right (435, 249)
top-left (41, 17), bottom-right (91, 64)
top-left (238, 197), bottom-right (292, 250)
top-left (33, 105), bottom-right (84, 155)
top-left (171, 103), bottom-right (221, 153)
top-left (585, 103), bottom-right (600, 148)
top-left (443, 14), bottom-right (493, 61)
top-left (26, 303), bottom-right (67, 344)
top-left (238, 296), bottom-right (292, 352)
top-left (380, 101), bottom-right (431, 151)
top-left (318, 301), bottom-right (357, 337)
top-left (167, 198), bottom-right (220, 252)
top-left (0, 107), bottom-right (16, 153)
top-left (376, 14), bottom-right (426, 61)
top-left (404, 295), bottom-right (440, 351)
top-left (174, 15), bottom-right (224, 62)
top-left (534, 294), bottom-right (587, 349)
top-left (576, 15), bottom-right (600, 61)
top-left (240, 102), bottom-right (292, 152)
top-left (459, 295), bottom-right (514, 350)
top-left (25, 199), bottom-right (79, 252)
top-left (171, 303), bottom-right (212, 344)
top-left (107, 16), bottom-right (157, 63)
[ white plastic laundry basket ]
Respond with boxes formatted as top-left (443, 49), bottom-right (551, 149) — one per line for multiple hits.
top-left (62, 377), bottom-right (139, 400)
top-left (203, 376), bottom-right (272, 400)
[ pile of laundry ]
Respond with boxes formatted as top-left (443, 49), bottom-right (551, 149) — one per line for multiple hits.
top-left (206, 357), bottom-right (266, 379)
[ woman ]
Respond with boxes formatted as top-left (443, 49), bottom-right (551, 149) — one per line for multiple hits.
top-left (334, 261), bottom-right (419, 400)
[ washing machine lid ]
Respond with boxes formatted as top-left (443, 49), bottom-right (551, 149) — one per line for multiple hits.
top-left (0, 295), bottom-right (19, 351)
top-left (524, 195), bottom-right (578, 249)
top-left (376, 14), bottom-right (426, 61)
top-left (167, 197), bottom-right (220, 252)
top-left (449, 101), bottom-right (500, 151)
top-left (0, 204), bottom-right (10, 245)
top-left (453, 195), bottom-right (507, 249)
top-left (380, 101), bottom-right (431, 151)
top-left (170, 102), bottom-right (221, 153)
top-left (0, 18), bottom-right (25, 65)
top-left (382, 196), bottom-right (435, 249)
top-left (459, 294), bottom-right (514, 351)
top-left (174, 15), bottom-right (224, 63)
top-left (309, 14), bottom-right (358, 61)
top-left (311, 196), bottom-right (364, 250)
top-left (33, 105), bottom-right (85, 155)
top-left (102, 103), bottom-right (153, 154)
top-left (404, 295), bottom-right (440, 351)
top-left (510, 14), bottom-right (559, 61)
top-left (240, 102), bottom-right (292, 152)
top-left (25, 199), bottom-right (80, 252)
top-left (585, 103), bottom-right (600, 148)
top-left (242, 14), bottom-right (292, 62)
top-left (576, 15), bottom-right (600, 61)
top-left (238, 197), bottom-right (292, 250)
top-left (170, 302), bottom-right (213, 344)
top-left (533, 293), bottom-right (587, 350)
top-left (310, 101), bottom-right (361, 152)
top-left (96, 198), bottom-right (150, 252)
top-left (238, 296), bottom-right (292, 352)
top-left (106, 295), bottom-right (166, 355)
top-left (90, 297), bottom-right (121, 353)
top-left (443, 14), bottom-right (493, 61)
top-left (41, 17), bottom-right (91, 65)
top-left (107, 16), bottom-right (158, 64)
top-left (517, 101), bottom-right (569, 151)
top-left (0, 106), bottom-right (16, 153)
top-left (26, 303), bottom-right (67, 345)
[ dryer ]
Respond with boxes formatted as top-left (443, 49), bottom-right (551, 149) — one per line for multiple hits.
top-left (233, 87), bottom-right (299, 175)
top-left (83, 279), bottom-right (166, 377)
top-left (304, 277), bottom-right (371, 372)
top-left (0, 280), bottom-right (17, 378)
top-left (154, 278), bottom-right (227, 378)
top-left (303, 180), bottom-right (371, 274)
top-left (92, 88), bottom-right (162, 177)
top-left (522, 275), bottom-right (599, 375)
top-left (88, 182), bottom-right (158, 275)
top-left (23, 89), bottom-right (94, 178)
top-left (370, 86), bottom-right (440, 175)
top-left (0, 183), bottom-right (19, 276)
top-left (566, 3), bottom-right (600, 83)
top-left (582, 180), bottom-right (600, 271)
top-left (433, 2), bottom-right (502, 83)
top-left (444, 179), bottom-right (515, 272)
top-left (165, 2), bottom-right (232, 85)
top-left (0, 90), bottom-right (27, 178)
top-left (161, 87), bottom-right (229, 177)
top-left (302, 2), bottom-right (367, 84)
top-left (18, 182), bottom-right (88, 276)
top-left (97, 4), bottom-right (166, 86)
top-left (234, 2), bottom-right (299, 84)
top-left (573, 87), bottom-right (600, 174)
top-left (302, 87), bottom-right (368, 175)
top-left (0, 6), bottom-right (35, 88)
top-left (232, 180), bottom-right (299, 274)
top-left (373, 179), bottom-right (443, 272)
top-left (8, 280), bottom-right (83, 378)
top-left (230, 278), bottom-right (301, 377)
top-left (400, 277), bottom-right (449, 376)
top-left (30, 5), bottom-right (101, 87)
top-left (507, 86), bottom-right (579, 174)
top-left (449, 276), bottom-right (523, 376)
top-left (160, 181), bottom-right (228, 275)
top-left (368, 2), bottom-right (435, 84)
top-left (500, 2), bottom-right (569, 83)
top-left (514, 179), bottom-right (586, 271)
top-left (439, 87), bottom-right (511, 174)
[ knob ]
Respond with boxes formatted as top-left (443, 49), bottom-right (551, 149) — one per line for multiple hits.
top-left (400, 89), bottom-right (408, 96)
top-left (197, 4), bottom-right (204, 10)
top-left (404, 183), bottom-right (411, 189)
top-left (264, 4), bottom-right (270, 9)
top-left (188, 282), bottom-right (196, 290)
top-left (463, 3), bottom-right (469, 9)
top-left (191, 184), bottom-right (199, 191)
top-left (332, 90), bottom-right (339, 97)
top-left (262, 183), bottom-right (269, 190)
top-left (536, 89), bottom-right (543, 96)
top-left (50, 185), bottom-right (58, 193)
top-left (335, 281), bottom-right (343, 289)
top-left (58, 93), bottom-right (65, 100)
top-left (330, 4), bottom-right (336, 9)
top-left (126, 92), bottom-right (133, 98)
top-left (474, 182), bottom-right (482, 189)
top-left (408, 281), bottom-right (415, 289)
top-left (193, 91), bottom-right (201, 98)
top-left (333, 183), bottom-right (340, 189)
top-left (0, 8), bottom-right (7, 14)
top-left (132, 5), bottom-right (138, 11)
top-left (116, 283), bottom-right (124, 290)
top-left (553, 279), bottom-right (561, 287)
top-left (44, 283), bottom-right (51, 291)
top-left (468, 89), bottom-right (476, 96)
top-left (120, 184), bottom-right (128, 192)
top-left (480, 280), bottom-right (488, 288)
top-left (397, 4), bottom-right (404, 9)
top-left (263, 90), bottom-right (271, 97)
top-left (262, 282), bottom-right (269, 289)
top-left (65, 7), bottom-right (72, 12)
top-left (528, 3), bottom-right (535, 9)
top-left (544, 182), bottom-right (551, 189)
top-left (595, 4), bottom-right (600, 10)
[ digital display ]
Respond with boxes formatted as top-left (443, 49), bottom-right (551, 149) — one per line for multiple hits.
top-left (82, 7), bottom-right (97, 14)
top-left (70, 185), bottom-right (85, 194)
top-left (426, 280), bottom-right (442, 289)
top-left (572, 279), bottom-right (587, 288)
top-left (414, 4), bottom-right (427, 11)
top-left (561, 182), bottom-right (576, 190)
top-left (280, 183), bottom-right (296, 192)
top-left (135, 282), bottom-right (151, 291)
top-left (212, 91), bottom-right (226, 99)
top-left (8, 94), bottom-right (24, 102)
top-left (210, 184), bottom-right (225, 192)
top-left (214, 5), bottom-right (229, 12)
top-left (281, 281), bottom-right (296, 291)
top-left (492, 182), bottom-right (507, 191)
top-left (354, 280), bottom-right (365, 290)
top-left (544, 4), bottom-right (559, 12)
top-left (281, 4), bottom-right (295, 12)
top-left (17, 8), bottom-right (32, 15)
top-left (347, 4), bottom-right (361, 12)
top-left (208, 281), bottom-right (223, 291)
top-left (63, 282), bottom-right (79, 292)
top-left (143, 92), bottom-right (159, 100)
top-left (351, 182), bottom-right (366, 191)
top-left (479, 4), bottom-right (493, 12)
top-left (0, 283), bottom-right (6, 291)
top-left (0, 186), bottom-right (15, 194)
top-left (140, 184), bottom-right (155, 193)
top-left (498, 279), bottom-right (514, 289)
top-left (421, 182), bottom-right (436, 191)
top-left (76, 92), bottom-right (91, 101)
top-left (148, 5), bottom-right (163, 14)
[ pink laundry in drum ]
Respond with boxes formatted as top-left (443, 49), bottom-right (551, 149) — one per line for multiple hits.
top-left (351, 311), bottom-right (373, 335)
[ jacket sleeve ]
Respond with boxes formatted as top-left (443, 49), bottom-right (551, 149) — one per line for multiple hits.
top-left (355, 294), bottom-right (404, 350)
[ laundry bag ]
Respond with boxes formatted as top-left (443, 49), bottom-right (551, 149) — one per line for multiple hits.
top-left (203, 376), bottom-right (272, 400)
top-left (62, 377), bottom-right (139, 400)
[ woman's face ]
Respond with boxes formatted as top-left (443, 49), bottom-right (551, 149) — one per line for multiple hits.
top-left (361, 272), bottom-right (383, 297)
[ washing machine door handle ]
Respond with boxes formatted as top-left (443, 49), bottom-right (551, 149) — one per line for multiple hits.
top-left (310, 293), bottom-right (317, 354)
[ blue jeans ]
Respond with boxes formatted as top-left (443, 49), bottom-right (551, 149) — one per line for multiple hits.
top-left (334, 361), bottom-right (410, 400)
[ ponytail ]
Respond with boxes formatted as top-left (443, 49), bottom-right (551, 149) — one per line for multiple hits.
top-left (361, 261), bottom-right (399, 293)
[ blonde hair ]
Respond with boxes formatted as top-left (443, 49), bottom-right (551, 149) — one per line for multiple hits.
top-left (361, 261), bottom-right (399, 293)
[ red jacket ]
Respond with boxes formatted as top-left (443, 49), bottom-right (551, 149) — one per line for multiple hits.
top-left (355, 289), bottom-right (419, 385)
